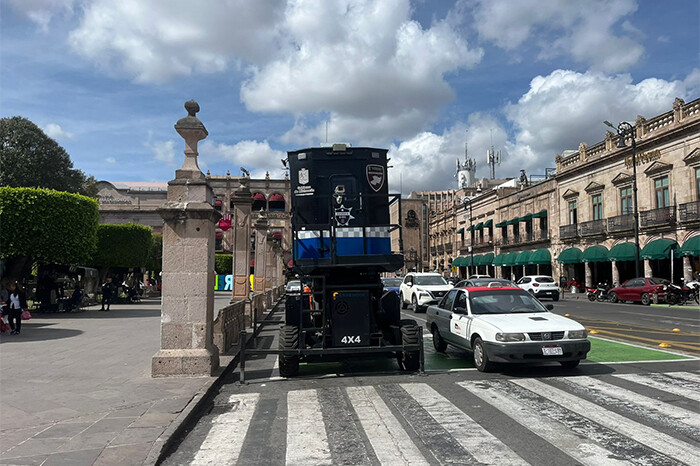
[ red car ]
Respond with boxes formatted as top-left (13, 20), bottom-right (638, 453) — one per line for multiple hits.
top-left (608, 277), bottom-right (669, 305)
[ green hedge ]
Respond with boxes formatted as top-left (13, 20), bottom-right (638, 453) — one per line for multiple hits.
top-left (0, 187), bottom-right (99, 265)
top-left (215, 254), bottom-right (233, 275)
top-left (92, 223), bottom-right (152, 268)
top-left (147, 233), bottom-right (163, 274)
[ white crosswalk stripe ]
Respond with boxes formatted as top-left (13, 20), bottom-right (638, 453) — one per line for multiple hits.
top-left (190, 393), bottom-right (260, 466)
top-left (173, 371), bottom-right (700, 465)
top-left (613, 372), bottom-right (700, 402)
top-left (512, 378), bottom-right (700, 465)
top-left (286, 390), bottom-right (332, 465)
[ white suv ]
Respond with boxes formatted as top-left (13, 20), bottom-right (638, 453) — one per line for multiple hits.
top-left (517, 275), bottom-right (560, 301)
top-left (399, 273), bottom-right (453, 312)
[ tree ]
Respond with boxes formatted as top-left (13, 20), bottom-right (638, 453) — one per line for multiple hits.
top-left (0, 116), bottom-right (95, 196)
top-left (215, 254), bottom-right (233, 275)
top-left (147, 233), bottom-right (163, 275)
top-left (92, 223), bottom-right (153, 270)
top-left (0, 187), bottom-right (100, 280)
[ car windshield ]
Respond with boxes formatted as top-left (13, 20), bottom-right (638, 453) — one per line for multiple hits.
top-left (286, 280), bottom-right (301, 290)
top-left (382, 278), bottom-right (402, 287)
top-left (470, 279), bottom-right (515, 287)
top-left (534, 276), bottom-right (555, 283)
top-left (469, 289), bottom-right (547, 314)
top-left (414, 276), bottom-right (448, 286)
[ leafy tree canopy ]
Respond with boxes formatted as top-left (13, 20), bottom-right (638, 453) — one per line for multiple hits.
top-left (215, 254), bottom-right (233, 275)
top-left (92, 223), bottom-right (153, 269)
top-left (0, 116), bottom-right (95, 196)
top-left (147, 233), bottom-right (163, 274)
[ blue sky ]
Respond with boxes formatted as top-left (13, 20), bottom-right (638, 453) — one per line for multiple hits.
top-left (2, 0), bottom-right (698, 194)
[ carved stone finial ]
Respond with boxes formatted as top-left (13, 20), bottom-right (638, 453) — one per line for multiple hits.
top-left (206, 170), bottom-right (211, 177)
top-left (174, 99), bottom-right (208, 179)
top-left (226, 169), bottom-right (231, 177)
top-left (185, 99), bottom-right (200, 116)
top-left (265, 171), bottom-right (270, 180)
top-left (673, 97), bottom-right (685, 109)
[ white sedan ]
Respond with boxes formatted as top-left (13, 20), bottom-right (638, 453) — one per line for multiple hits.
top-left (426, 285), bottom-right (590, 372)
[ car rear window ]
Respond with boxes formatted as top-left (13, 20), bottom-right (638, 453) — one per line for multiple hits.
top-left (535, 277), bottom-right (555, 283)
top-left (415, 276), bottom-right (448, 286)
top-left (469, 289), bottom-right (547, 314)
top-left (382, 278), bottom-right (402, 287)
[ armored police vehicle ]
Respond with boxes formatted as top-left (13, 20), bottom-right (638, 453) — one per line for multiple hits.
top-left (280, 144), bottom-right (420, 377)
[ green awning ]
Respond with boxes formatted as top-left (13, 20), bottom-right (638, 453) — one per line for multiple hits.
top-left (582, 245), bottom-right (609, 263)
top-left (608, 242), bottom-right (639, 262)
top-left (502, 252), bottom-right (520, 266)
top-left (466, 225), bottom-right (474, 231)
top-left (681, 235), bottom-right (700, 256)
top-left (532, 209), bottom-right (548, 218)
top-left (521, 214), bottom-right (533, 221)
top-left (451, 257), bottom-right (462, 267)
top-left (474, 222), bottom-right (484, 230)
top-left (484, 219), bottom-right (493, 228)
top-left (506, 217), bottom-right (521, 225)
top-left (529, 248), bottom-right (551, 265)
top-left (492, 253), bottom-right (506, 266)
top-left (456, 227), bottom-right (464, 234)
top-left (514, 250), bottom-right (533, 265)
top-left (558, 247), bottom-right (583, 264)
top-left (472, 254), bottom-right (483, 265)
top-left (495, 221), bottom-right (507, 228)
top-left (641, 238), bottom-right (679, 260)
top-left (480, 252), bottom-right (494, 265)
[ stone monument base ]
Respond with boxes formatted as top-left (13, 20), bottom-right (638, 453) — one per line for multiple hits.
top-left (152, 348), bottom-right (219, 377)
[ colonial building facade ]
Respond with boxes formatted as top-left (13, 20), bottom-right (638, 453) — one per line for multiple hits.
top-left (394, 97), bottom-right (700, 287)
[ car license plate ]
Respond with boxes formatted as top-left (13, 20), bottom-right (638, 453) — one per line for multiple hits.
top-left (542, 346), bottom-right (563, 356)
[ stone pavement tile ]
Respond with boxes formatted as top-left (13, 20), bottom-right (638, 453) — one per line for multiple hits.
top-left (149, 396), bottom-right (194, 414)
top-left (32, 422), bottom-right (92, 439)
top-left (0, 438), bottom-right (67, 459)
top-left (0, 426), bottom-right (48, 456)
top-left (42, 448), bottom-right (102, 466)
top-left (55, 430), bottom-right (115, 452)
top-left (129, 412), bottom-right (178, 428)
top-left (109, 426), bottom-right (165, 446)
top-left (0, 454), bottom-right (48, 465)
top-left (80, 416), bottom-right (136, 435)
top-left (105, 403), bottom-right (152, 418)
top-left (94, 443), bottom-right (152, 466)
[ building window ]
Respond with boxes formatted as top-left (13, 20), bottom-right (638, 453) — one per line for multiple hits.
top-left (592, 194), bottom-right (603, 220)
top-left (568, 200), bottom-right (578, 224)
top-left (620, 187), bottom-right (632, 215)
top-left (696, 167), bottom-right (700, 198)
top-left (654, 176), bottom-right (669, 208)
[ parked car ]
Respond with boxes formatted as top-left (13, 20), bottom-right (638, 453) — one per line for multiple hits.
top-left (426, 285), bottom-right (590, 372)
top-left (381, 277), bottom-right (402, 295)
top-left (469, 274), bottom-right (492, 279)
top-left (455, 278), bottom-right (517, 288)
top-left (285, 280), bottom-right (302, 294)
top-left (516, 275), bottom-right (560, 301)
top-left (399, 272), bottom-right (453, 312)
top-left (608, 277), bottom-right (669, 305)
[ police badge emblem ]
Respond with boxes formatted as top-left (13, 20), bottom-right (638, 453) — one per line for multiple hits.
top-left (334, 205), bottom-right (355, 225)
top-left (366, 164), bottom-right (385, 192)
top-left (298, 168), bottom-right (309, 185)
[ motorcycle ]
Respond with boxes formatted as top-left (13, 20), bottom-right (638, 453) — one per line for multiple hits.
top-left (587, 282), bottom-right (610, 302)
top-left (664, 279), bottom-right (700, 305)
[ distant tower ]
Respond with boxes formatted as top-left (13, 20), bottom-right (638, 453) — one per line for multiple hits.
top-left (456, 140), bottom-right (476, 189)
top-left (486, 130), bottom-right (501, 179)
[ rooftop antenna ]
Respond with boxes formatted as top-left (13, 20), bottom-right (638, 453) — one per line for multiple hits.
top-left (486, 129), bottom-right (501, 179)
top-left (455, 130), bottom-right (476, 188)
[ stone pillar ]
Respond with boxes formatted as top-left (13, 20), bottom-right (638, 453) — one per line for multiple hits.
top-left (265, 239), bottom-right (277, 292)
top-left (231, 179), bottom-right (252, 305)
top-left (253, 211), bottom-right (268, 293)
top-left (152, 100), bottom-right (220, 377)
top-left (644, 259), bottom-right (653, 278)
top-left (585, 262), bottom-right (592, 288)
top-left (683, 256), bottom-right (693, 283)
top-left (612, 260), bottom-right (620, 286)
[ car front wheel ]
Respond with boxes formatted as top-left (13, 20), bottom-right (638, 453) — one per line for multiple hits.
top-left (609, 292), bottom-right (618, 303)
top-left (641, 293), bottom-right (651, 306)
top-left (473, 337), bottom-right (493, 372)
top-left (400, 293), bottom-right (407, 309)
top-left (412, 295), bottom-right (420, 313)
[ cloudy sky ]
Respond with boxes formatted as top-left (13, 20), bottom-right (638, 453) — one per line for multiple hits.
top-left (2, 0), bottom-right (698, 194)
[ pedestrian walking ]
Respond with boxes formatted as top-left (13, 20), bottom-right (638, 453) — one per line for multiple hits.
top-left (100, 278), bottom-right (114, 311)
top-left (7, 281), bottom-right (28, 335)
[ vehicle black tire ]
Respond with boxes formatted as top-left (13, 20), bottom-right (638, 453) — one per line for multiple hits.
top-left (400, 293), bottom-right (407, 309)
top-left (279, 325), bottom-right (300, 378)
top-left (412, 295), bottom-right (420, 313)
top-left (608, 292), bottom-right (618, 303)
top-left (432, 326), bottom-right (447, 353)
top-left (560, 360), bottom-right (580, 369)
top-left (587, 293), bottom-right (596, 302)
top-left (641, 293), bottom-right (651, 306)
top-left (694, 290), bottom-right (699, 305)
top-left (667, 293), bottom-right (679, 305)
top-left (552, 294), bottom-right (560, 302)
top-left (398, 322), bottom-right (420, 371)
top-left (472, 337), bottom-right (494, 372)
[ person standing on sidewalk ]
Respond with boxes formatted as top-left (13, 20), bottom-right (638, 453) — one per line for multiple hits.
top-left (7, 281), bottom-right (28, 335)
top-left (100, 278), bottom-right (114, 311)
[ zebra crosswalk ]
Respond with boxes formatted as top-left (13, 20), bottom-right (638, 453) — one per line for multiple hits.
top-left (163, 371), bottom-right (700, 465)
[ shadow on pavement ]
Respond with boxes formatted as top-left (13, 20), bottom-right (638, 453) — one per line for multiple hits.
top-left (32, 309), bottom-right (161, 319)
top-left (0, 326), bottom-right (83, 343)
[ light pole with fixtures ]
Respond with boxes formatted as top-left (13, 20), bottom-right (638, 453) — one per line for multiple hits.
top-left (461, 186), bottom-right (482, 277)
top-left (604, 120), bottom-right (642, 278)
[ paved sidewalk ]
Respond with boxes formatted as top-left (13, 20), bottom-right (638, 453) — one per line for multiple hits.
top-left (0, 294), bottom-right (240, 466)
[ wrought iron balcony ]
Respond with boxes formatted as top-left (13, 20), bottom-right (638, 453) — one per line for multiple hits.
top-left (559, 224), bottom-right (578, 239)
top-left (607, 214), bottom-right (634, 233)
top-left (679, 200), bottom-right (700, 222)
top-left (444, 243), bottom-right (453, 254)
top-left (437, 245), bottom-right (444, 255)
top-left (640, 206), bottom-right (675, 228)
top-left (579, 219), bottom-right (606, 237)
top-left (430, 247), bottom-right (436, 255)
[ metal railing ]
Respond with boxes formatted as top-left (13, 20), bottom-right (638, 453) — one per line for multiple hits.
top-left (579, 219), bottom-right (606, 236)
top-left (679, 200), bottom-right (700, 222)
top-left (640, 206), bottom-right (675, 227)
top-left (607, 214), bottom-right (634, 233)
top-left (559, 224), bottom-right (578, 239)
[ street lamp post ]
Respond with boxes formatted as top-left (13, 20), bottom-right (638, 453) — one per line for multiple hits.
top-left (605, 120), bottom-right (642, 278)
top-left (462, 196), bottom-right (474, 277)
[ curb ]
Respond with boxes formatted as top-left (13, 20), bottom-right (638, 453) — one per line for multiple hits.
top-left (143, 297), bottom-right (284, 466)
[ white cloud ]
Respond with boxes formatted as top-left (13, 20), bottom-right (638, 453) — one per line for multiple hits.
top-left (472, 0), bottom-right (643, 72)
top-left (42, 123), bottom-right (74, 140)
top-left (6, 0), bottom-right (76, 31)
top-left (200, 139), bottom-right (287, 179)
top-left (106, 157), bottom-right (116, 164)
top-left (67, 0), bottom-right (285, 83)
top-left (146, 140), bottom-right (176, 165)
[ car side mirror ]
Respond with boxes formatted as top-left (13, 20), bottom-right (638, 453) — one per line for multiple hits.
top-left (454, 306), bottom-right (466, 314)
top-left (545, 304), bottom-right (554, 310)
top-left (406, 281), bottom-right (413, 287)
